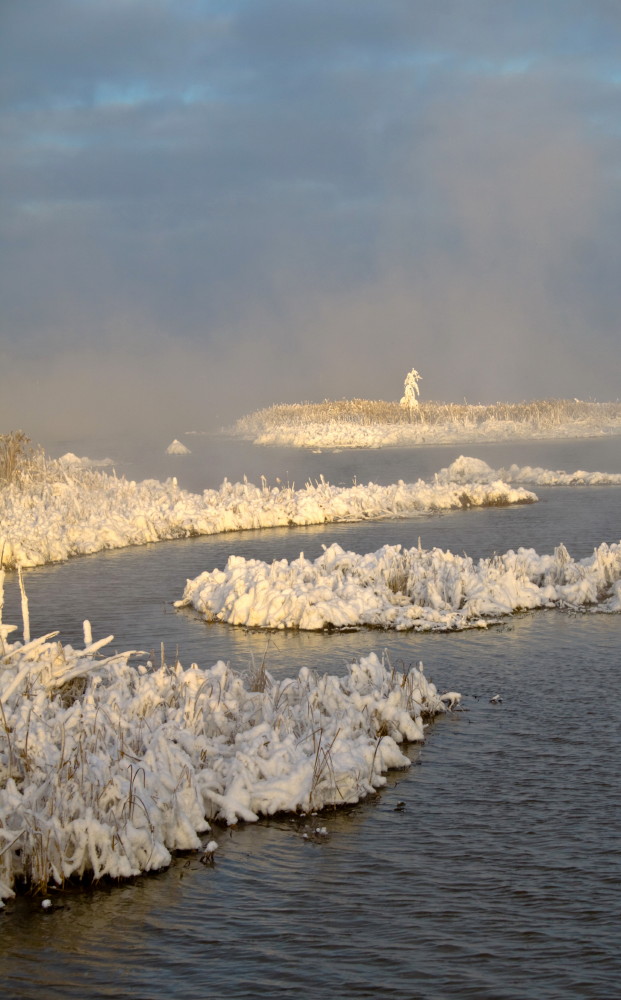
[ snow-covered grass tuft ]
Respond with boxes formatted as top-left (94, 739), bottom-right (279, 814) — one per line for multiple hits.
top-left (177, 539), bottom-right (621, 631)
top-left (0, 431), bottom-right (41, 486)
top-left (0, 621), bottom-right (453, 907)
top-left (230, 398), bottom-right (621, 448)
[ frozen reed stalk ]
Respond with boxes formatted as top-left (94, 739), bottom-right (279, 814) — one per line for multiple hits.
top-left (17, 565), bottom-right (30, 643)
top-left (83, 620), bottom-right (93, 646)
top-left (0, 566), bottom-right (5, 658)
top-left (0, 635), bottom-right (455, 905)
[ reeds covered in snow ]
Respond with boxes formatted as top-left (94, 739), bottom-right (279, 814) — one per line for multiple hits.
top-left (0, 448), bottom-right (536, 570)
top-left (0, 617), bottom-right (454, 906)
top-left (231, 398), bottom-right (621, 448)
top-left (0, 431), bottom-right (41, 486)
top-left (234, 397), bottom-right (621, 430)
top-left (177, 539), bottom-right (621, 631)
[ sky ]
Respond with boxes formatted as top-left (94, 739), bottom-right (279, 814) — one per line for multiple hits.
top-left (1, 0), bottom-right (621, 447)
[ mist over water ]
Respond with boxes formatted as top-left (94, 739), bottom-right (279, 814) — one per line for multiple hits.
top-left (3, 3), bottom-right (621, 446)
top-left (38, 429), bottom-right (621, 495)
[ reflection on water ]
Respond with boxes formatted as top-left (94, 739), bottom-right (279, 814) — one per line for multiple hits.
top-left (1, 437), bottom-right (621, 998)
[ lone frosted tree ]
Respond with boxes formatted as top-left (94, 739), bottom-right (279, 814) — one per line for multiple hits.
top-left (400, 368), bottom-right (422, 411)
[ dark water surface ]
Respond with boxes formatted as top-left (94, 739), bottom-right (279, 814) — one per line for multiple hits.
top-left (1, 437), bottom-right (620, 999)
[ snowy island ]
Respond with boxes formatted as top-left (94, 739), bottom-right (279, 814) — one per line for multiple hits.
top-left (229, 393), bottom-right (621, 449)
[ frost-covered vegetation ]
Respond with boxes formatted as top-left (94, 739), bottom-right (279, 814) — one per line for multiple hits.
top-left (3, 435), bottom-right (621, 906)
top-left (0, 613), bottom-right (453, 906)
top-left (178, 539), bottom-right (621, 631)
top-left (439, 455), bottom-right (621, 486)
top-left (400, 368), bottom-right (423, 411)
top-left (0, 431), bottom-right (41, 487)
top-left (231, 398), bottom-right (621, 448)
top-left (0, 439), bottom-right (535, 570)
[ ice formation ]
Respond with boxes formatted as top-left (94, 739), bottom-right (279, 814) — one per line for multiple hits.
top-left (0, 623), bottom-right (452, 906)
top-left (177, 539), bottom-right (621, 631)
top-left (0, 465), bottom-right (535, 570)
top-left (166, 439), bottom-right (191, 455)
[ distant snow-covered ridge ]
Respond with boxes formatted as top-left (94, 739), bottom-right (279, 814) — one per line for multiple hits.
top-left (0, 464), bottom-right (536, 570)
top-left (177, 539), bottom-right (621, 631)
top-left (232, 416), bottom-right (621, 449)
top-left (0, 627), bottom-right (453, 906)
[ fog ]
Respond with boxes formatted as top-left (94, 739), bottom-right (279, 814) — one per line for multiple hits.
top-left (2, 1), bottom-right (620, 453)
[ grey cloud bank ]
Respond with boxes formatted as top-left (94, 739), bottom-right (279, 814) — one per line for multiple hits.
top-left (1, 1), bottom-right (620, 447)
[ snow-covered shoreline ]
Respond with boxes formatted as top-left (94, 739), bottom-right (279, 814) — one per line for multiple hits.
top-left (177, 538), bottom-right (621, 631)
top-left (2, 452), bottom-right (621, 907)
top-left (0, 462), bottom-right (536, 571)
top-left (4, 452), bottom-right (621, 573)
top-left (0, 625), bottom-right (453, 906)
top-left (230, 417), bottom-right (621, 450)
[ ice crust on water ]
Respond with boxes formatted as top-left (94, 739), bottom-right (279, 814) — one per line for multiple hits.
top-left (0, 462), bottom-right (536, 570)
top-left (177, 539), bottom-right (621, 631)
top-left (0, 627), bottom-right (451, 906)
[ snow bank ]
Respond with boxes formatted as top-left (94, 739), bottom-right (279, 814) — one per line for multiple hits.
top-left (166, 439), bottom-right (191, 455)
top-left (177, 539), bottom-right (621, 631)
top-left (0, 625), bottom-right (453, 905)
top-left (0, 467), bottom-right (535, 570)
top-left (438, 455), bottom-right (621, 486)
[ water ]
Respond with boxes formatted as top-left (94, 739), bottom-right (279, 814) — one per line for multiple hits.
top-left (2, 437), bottom-right (621, 999)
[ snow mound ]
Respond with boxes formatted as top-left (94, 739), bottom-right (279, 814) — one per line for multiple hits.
top-left (0, 628), bottom-right (452, 906)
top-left (177, 539), bottom-right (621, 631)
top-left (438, 456), bottom-right (621, 486)
top-left (58, 453), bottom-right (113, 468)
top-left (166, 439), bottom-right (191, 455)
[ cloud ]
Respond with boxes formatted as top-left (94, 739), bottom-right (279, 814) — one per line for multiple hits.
top-left (1, 1), bottom-right (620, 448)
